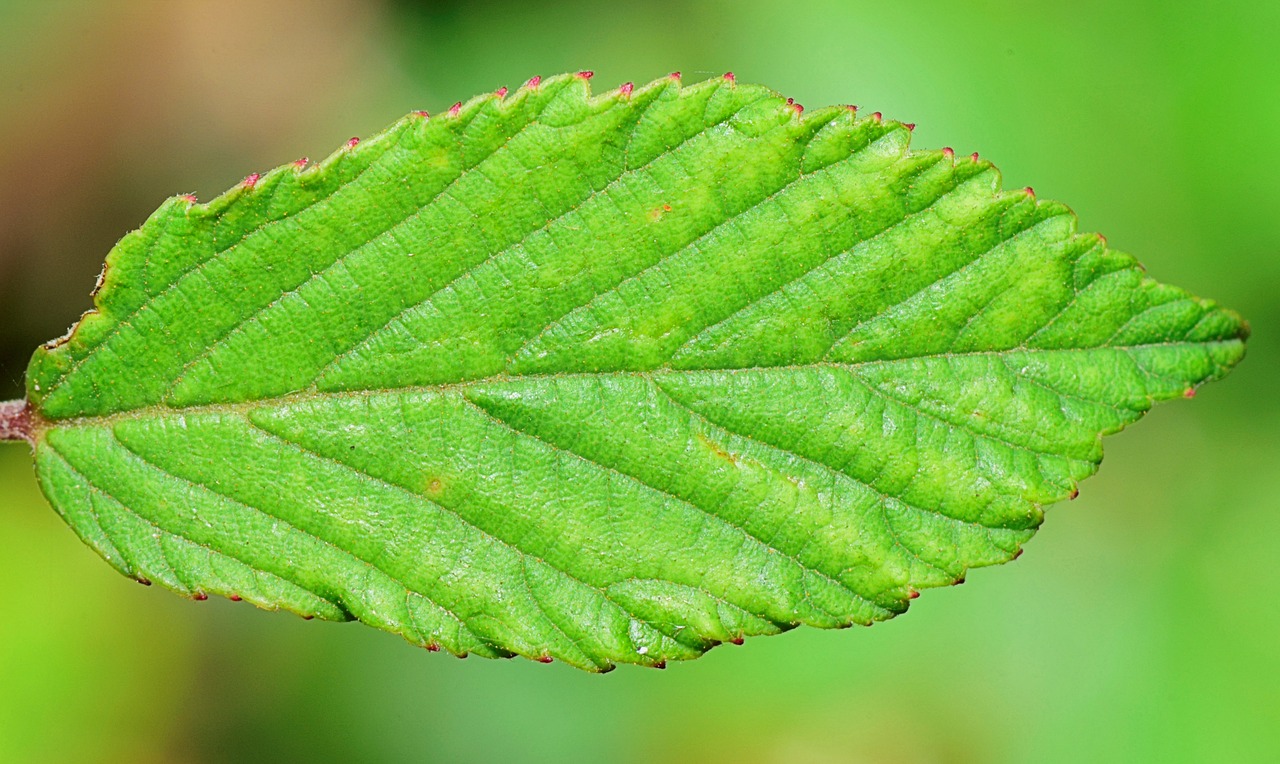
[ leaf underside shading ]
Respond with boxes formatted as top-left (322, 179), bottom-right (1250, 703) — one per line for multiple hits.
top-left (19, 73), bottom-right (1246, 671)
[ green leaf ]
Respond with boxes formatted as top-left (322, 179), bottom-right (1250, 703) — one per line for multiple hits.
top-left (10, 73), bottom-right (1246, 671)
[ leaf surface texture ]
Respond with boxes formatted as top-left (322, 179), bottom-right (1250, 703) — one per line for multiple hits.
top-left (24, 74), bottom-right (1247, 670)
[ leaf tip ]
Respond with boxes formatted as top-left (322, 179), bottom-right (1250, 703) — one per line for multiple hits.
top-left (448, 102), bottom-right (462, 117)
top-left (292, 156), bottom-right (310, 170)
top-left (619, 81), bottom-right (634, 98)
top-left (241, 172), bottom-right (261, 189)
top-left (723, 71), bottom-right (736, 84)
top-left (668, 70), bottom-right (682, 81)
top-left (524, 74), bottom-right (542, 90)
top-left (495, 86), bottom-right (508, 99)
top-left (942, 146), bottom-right (954, 158)
top-left (970, 151), bottom-right (981, 162)
top-left (536, 655), bottom-right (554, 664)
top-left (903, 122), bottom-right (916, 131)
top-left (1023, 186), bottom-right (1036, 198)
top-left (870, 111), bottom-right (883, 122)
top-left (576, 70), bottom-right (594, 81)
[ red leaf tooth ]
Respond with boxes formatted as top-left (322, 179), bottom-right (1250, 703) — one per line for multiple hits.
top-left (904, 122), bottom-right (916, 131)
top-left (908, 589), bottom-right (920, 599)
top-left (1184, 387), bottom-right (1197, 399)
top-left (942, 147), bottom-right (955, 158)
top-left (426, 643), bottom-right (440, 652)
top-left (730, 636), bottom-right (745, 645)
top-left (345, 137), bottom-right (360, 149)
top-left (536, 655), bottom-right (554, 664)
top-left (412, 110), bottom-right (429, 119)
top-left (293, 156), bottom-right (310, 169)
top-left (669, 71), bottom-right (682, 81)
top-left (495, 86), bottom-right (508, 98)
top-left (179, 194), bottom-right (198, 204)
top-left (577, 70), bottom-right (594, 80)
top-left (970, 152), bottom-right (980, 162)
top-left (242, 173), bottom-right (261, 188)
top-left (786, 97), bottom-right (804, 115)
top-left (525, 75), bottom-right (542, 89)
top-left (137, 577), bottom-right (152, 586)
top-left (448, 102), bottom-right (462, 117)
top-left (723, 71), bottom-right (736, 83)
top-left (870, 111), bottom-right (883, 122)
top-left (619, 81), bottom-right (634, 97)
top-left (229, 594), bottom-right (242, 602)
top-left (1024, 186), bottom-right (1036, 198)
top-left (193, 592), bottom-right (208, 601)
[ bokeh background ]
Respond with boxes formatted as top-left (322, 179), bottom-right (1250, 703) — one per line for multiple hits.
top-left (0, 1), bottom-right (1275, 761)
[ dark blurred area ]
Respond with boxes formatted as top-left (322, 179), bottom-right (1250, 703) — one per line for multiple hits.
top-left (0, 1), bottom-right (1276, 762)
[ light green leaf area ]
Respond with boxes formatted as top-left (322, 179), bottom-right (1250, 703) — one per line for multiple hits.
top-left (22, 73), bottom-right (1246, 671)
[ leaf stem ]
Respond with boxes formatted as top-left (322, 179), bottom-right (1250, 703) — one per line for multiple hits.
top-left (0, 399), bottom-right (33, 444)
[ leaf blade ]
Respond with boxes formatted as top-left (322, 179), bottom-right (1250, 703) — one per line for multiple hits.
top-left (22, 73), bottom-right (1247, 670)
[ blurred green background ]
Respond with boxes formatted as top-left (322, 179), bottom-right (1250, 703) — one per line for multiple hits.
top-left (0, 1), bottom-right (1275, 761)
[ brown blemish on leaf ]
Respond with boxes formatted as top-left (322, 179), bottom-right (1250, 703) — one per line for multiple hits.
top-left (695, 432), bottom-right (739, 465)
top-left (648, 203), bottom-right (674, 222)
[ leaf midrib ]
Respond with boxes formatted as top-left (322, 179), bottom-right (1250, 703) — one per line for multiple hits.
top-left (31, 340), bottom-right (1233, 435)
